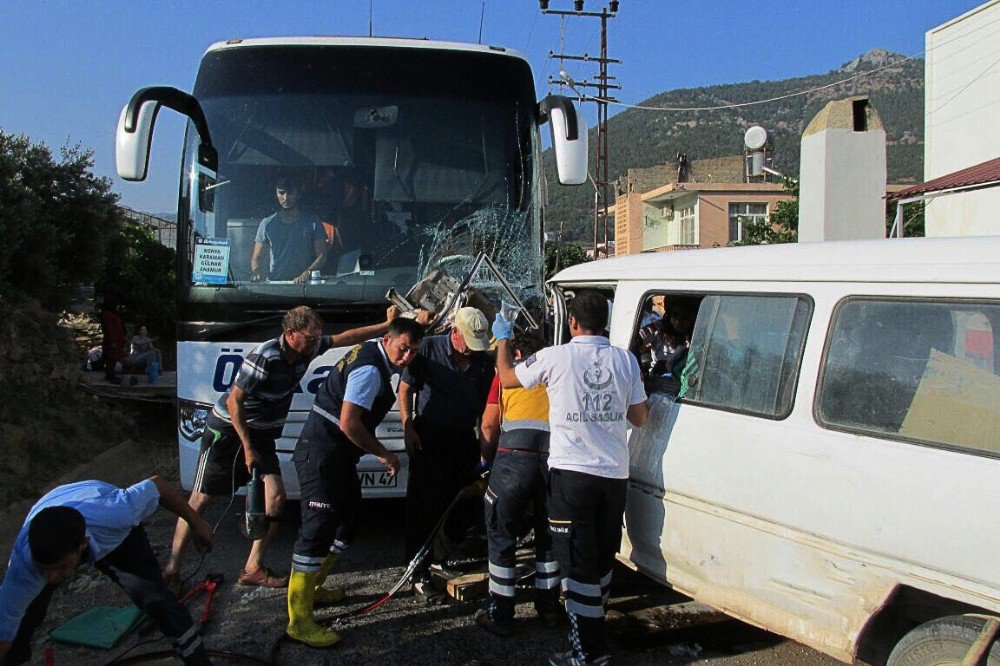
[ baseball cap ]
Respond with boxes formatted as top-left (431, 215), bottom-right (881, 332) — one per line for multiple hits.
top-left (453, 307), bottom-right (491, 352)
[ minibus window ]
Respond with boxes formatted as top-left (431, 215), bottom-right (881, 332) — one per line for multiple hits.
top-left (817, 298), bottom-right (1000, 456)
top-left (683, 294), bottom-right (810, 419)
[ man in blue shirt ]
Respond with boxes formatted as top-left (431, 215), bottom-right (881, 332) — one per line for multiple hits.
top-left (286, 316), bottom-right (426, 647)
top-left (250, 176), bottom-right (327, 283)
top-left (0, 477), bottom-right (214, 665)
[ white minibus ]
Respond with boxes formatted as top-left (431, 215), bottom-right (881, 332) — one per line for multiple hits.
top-left (549, 236), bottom-right (1000, 665)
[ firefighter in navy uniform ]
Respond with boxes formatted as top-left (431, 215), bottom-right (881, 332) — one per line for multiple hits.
top-left (493, 291), bottom-right (649, 666)
top-left (286, 316), bottom-right (426, 647)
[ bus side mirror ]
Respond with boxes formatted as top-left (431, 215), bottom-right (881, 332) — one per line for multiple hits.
top-left (116, 86), bottom-right (217, 182)
top-left (538, 95), bottom-right (588, 186)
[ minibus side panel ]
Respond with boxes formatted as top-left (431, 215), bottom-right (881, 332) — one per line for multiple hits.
top-left (606, 280), bottom-right (1000, 663)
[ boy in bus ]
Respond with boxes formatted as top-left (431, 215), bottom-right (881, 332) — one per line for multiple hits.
top-left (163, 305), bottom-right (428, 590)
top-left (286, 316), bottom-right (426, 647)
top-left (0, 477), bottom-right (214, 666)
top-left (250, 176), bottom-right (327, 283)
top-left (493, 291), bottom-right (648, 666)
top-left (475, 331), bottom-right (561, 638)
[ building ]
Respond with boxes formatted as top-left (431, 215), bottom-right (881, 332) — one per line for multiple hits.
top-left (614, 156), bottom-right (793, 255)
top-left (798, 96), bottom-right (887, 242)
top-left (922, 0), bottom-right (1000, 236)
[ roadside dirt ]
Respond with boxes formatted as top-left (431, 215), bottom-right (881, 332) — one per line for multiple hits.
top-left (4, 410), bottom-right (842, 666)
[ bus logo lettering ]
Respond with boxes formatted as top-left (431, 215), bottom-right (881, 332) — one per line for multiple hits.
top-left (305, 366), bottom-right (333, 395)
top-left (213, 354), bottom-right (244, 392)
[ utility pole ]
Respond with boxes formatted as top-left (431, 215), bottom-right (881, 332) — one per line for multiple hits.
top-left (540, 0), bottom-right (620, 258)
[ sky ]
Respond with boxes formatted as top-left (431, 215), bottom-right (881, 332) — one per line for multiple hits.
top-left (0, 0), bottom-right (983, 213)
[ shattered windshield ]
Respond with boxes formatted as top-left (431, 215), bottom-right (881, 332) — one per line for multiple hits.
top-left (178, 45), bottom-right (542, 314)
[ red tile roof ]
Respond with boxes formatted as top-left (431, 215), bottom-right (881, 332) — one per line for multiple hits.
top-left (889, 155), bottom-right (1000, 201)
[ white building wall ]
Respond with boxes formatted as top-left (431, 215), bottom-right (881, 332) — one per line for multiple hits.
top-left (925, 0), bottom-right (1000, 236)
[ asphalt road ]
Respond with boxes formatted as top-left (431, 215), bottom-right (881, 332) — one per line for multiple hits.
top-left (33, 493), bottom-right (843, 666)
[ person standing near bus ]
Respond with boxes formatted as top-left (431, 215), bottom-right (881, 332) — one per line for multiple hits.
top-left (475, 331), bottom-right (561, 637)
top-left (493, 291), bottom-right (648, 666)
top-left (286, 316), bottom-right (426, 647)
top-left (398, 307), bottom-right (495, 599)
top-left (163, 305), bottom-right (424, 590)
top-left (250, 175), bottom-right (327, 284)
top-left (0, 477), bottom-right (214, 666)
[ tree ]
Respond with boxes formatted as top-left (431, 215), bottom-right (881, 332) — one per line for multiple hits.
top-left (0, 131), bottom-right (120, 309)
top-left (730, 177), bottom-right (799, 246)
top-left (95, 218), bottom-right (177, 337)
top-left (545, 241), bottom-right (591, 280)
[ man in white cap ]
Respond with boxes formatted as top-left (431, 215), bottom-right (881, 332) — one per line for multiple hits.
top-left (398, 307), bottom-right (495, 599)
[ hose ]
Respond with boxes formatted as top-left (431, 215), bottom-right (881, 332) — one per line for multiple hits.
top-left (268, 484), bottom-right (473, 663)
top-left (106, 647), bottom-right (271, 665)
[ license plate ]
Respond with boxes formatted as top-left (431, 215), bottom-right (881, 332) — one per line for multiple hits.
top-left (357, 471), bottom-right (397, 488)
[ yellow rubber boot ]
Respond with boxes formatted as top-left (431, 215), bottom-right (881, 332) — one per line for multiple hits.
top-left (314, 553), bottom-right (345, 605)
top-left (286, 570), bottom-right (342, 647)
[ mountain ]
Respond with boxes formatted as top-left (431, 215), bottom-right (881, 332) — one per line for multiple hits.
top-left (543, 48), bottom-right (924, 243)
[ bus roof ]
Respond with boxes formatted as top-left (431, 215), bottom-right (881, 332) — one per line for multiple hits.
top-left (550, 236), bottom-right (1000, 285)
top-left (205, 36), bottom-right (528, 63)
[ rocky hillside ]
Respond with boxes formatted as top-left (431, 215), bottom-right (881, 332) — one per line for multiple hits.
top-left (0, 302), bottom-right (145, 508)
top-left (544, 48), bottom-right (924, 242)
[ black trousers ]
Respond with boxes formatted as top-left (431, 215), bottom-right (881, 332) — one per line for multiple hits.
top-left (3, 526), bottom-right (208, 666)
top-left (404, 418), bottom-right (480, 577)
top-left (548, 468), bottom-right (627, 662)
top-left (484, 430), bottom-right (559, 620)
top-left (292, 421), bottom-right (362, 571)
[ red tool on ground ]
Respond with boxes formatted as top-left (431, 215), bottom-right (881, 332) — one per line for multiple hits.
top-left (180, 574), bottom-right (224, 625)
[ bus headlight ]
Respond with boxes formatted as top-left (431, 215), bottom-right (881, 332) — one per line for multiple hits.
top-left (179, 400), bottom-right (210, 441)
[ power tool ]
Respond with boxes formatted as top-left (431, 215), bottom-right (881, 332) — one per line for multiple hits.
top-left (240, 467), bottom-right (268, 540)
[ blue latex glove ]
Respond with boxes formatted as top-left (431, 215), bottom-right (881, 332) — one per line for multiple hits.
top-left (492, 312), bottom-right (514, 341)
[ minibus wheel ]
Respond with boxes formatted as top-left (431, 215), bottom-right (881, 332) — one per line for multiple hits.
top-left (887, 614), bottom-right (1000, 666)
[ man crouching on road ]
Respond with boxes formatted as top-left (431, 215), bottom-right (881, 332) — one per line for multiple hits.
top-left (286, 316), bottom-right (426, 647)
top-left (164, 305), bottom-right (428, 590)
top-left (0, 477), bottom-right (215, 666)
top-left (493, 290), bottom-right (649, 666)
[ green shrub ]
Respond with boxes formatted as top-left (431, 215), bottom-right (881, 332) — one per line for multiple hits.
top-left (0, 131), bottom-right (120, 310)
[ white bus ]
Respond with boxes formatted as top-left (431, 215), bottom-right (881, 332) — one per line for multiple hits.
top-left (116, 37), bottom-right (587, 498)
top-left (549, 236), bottom-right (1000, 665)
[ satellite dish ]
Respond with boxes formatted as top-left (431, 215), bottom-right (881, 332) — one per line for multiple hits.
top-left (744, 125), bottom-right (770, 151)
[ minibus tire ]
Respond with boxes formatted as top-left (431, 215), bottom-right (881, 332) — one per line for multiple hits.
top-left (887, 615), bottom-right (1000, 666)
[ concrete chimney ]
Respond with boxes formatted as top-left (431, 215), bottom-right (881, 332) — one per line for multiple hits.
top-left (798, 96), bottom-right (887, 242)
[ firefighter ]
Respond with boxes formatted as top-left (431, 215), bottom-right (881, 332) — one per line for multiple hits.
top-left (286, 316), bottom-right (426, 647)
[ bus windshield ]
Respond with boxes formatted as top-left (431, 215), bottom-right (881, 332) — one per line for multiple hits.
top-left (179, 44), bottom-right (542, 315)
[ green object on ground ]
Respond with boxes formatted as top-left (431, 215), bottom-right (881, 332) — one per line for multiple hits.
top-left (49, 605), bottom-right (145, 649)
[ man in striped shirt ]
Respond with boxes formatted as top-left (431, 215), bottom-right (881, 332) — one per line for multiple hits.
top-left (164, 305), bottom-right (427, 589)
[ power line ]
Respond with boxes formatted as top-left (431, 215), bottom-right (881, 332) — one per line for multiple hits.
top-left (564, 11), bottom-right (1000, 115)
top-left (573, 55), bottom-right (915, 113)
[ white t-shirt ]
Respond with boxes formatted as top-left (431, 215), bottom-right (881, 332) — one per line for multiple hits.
top-left (515, 335), bottom-right (646, 479)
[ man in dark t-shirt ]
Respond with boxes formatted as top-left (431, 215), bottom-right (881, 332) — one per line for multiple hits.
top-left (398, 307), bottom-right (495, 597)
